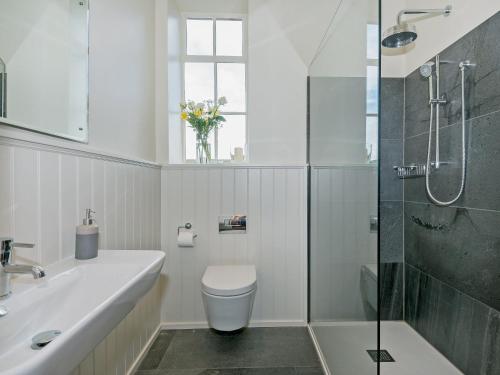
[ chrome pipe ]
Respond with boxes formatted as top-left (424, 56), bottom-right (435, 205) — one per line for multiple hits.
top-left (435, 55), bottom-right (441, 169)
top-left (397, 6), bottom-right (452, 25)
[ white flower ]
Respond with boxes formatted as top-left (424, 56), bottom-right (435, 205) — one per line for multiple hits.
top-left (196, 102), bottom-right (204, 110)
top-left (218, 96), bottom-right (228, 106)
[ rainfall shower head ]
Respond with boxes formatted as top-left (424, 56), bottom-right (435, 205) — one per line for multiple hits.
top-left (382, 6), bottom-right (452, 49)
top-left (382, 23), bottom-right (417, 48)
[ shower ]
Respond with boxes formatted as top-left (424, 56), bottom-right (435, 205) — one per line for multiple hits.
top-left (420, 57), bottom-right (473, 206)
top-left (382, 5), bottom-right (452, 48)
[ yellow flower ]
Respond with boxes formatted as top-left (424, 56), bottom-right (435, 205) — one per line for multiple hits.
top-left (194, 108), bottom-right (203, 117)
top-left (181, 112), bottom-right (188, 121)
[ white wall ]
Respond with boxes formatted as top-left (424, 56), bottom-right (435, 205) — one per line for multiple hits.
top-left (247, 0), bottom-right (307, 165)
top-left (382, 0), bottom-right (500, 77)
top-left (309, 0), bottom-right (378, 78)
top-left (167, 0), bottom-right (183, 164)
top-left (161, 165), bottom-right (307, 326)
top-left (0, 0), bottom-right (88, 139)
top-left (309, 77), bottom-right (368, 165)
top-left (89, 0), bottom-right (156, 161)
top-left (176, 0), bottom-right (248, 13)
top-left (0, 0), bottom-right (158, 163)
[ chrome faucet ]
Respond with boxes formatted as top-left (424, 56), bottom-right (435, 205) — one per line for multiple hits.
top-left (0, 238), bottom-right (45, 298)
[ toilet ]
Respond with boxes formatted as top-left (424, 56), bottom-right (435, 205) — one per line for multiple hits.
top-left (361, 263), bottom-right (377, 312)
top-left (201, 265), bottom-right (257, 331)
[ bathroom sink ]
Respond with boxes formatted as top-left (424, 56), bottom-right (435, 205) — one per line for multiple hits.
top-left (0, 250), bottom-right (165, 375)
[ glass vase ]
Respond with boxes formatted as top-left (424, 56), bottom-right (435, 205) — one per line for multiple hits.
top-left (196, 135), bottom-right (212, 164)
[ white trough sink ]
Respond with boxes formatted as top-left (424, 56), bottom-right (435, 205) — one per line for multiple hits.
top-left (0, 250), bottom-right (165, 375)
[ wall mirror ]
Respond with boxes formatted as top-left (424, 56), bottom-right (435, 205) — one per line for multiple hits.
top-left (0, 0), bottom-right (89, 142)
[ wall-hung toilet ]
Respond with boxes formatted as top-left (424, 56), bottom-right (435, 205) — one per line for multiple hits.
top-left (361, 263), bottom-right (377, 312)
top-left (201, 265), bottom-right (257, 331)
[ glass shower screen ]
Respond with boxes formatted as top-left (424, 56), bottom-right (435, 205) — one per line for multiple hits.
top-left (308, 0), bottom-right (380, 373)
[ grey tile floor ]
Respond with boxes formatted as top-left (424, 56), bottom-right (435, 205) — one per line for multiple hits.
top-left (135, 327), bottom-right (324, 375)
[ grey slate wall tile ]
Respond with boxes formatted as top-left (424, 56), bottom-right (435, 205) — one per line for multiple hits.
top-left (380, 139), bottom-right (403, 201)
top-left (405, 264), bottom-right (500, 375)
top-left (380, 262), bottom-right (403, 320)
top-left (404, 12), bottom-right (500, 139)
top-left (380, 77), bottom-right (405, 318)
top-left (380, 201), bottom-right (403, 263)
top-left (401, 11), bottom-right (500, 374)
top-left (404, 202), bottom-right (500, 311)
top-left (381, 78), bottom-right (404, 140)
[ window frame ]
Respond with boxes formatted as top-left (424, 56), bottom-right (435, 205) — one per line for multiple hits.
top-left (181, 12), bottom-right (248, 162)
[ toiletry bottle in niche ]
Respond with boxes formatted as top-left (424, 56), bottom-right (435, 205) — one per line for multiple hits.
top-left (75, 209), bottom-right (99, 260)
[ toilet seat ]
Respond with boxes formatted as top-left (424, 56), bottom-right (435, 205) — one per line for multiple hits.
top-left (202, 265), bottom-right (257, 297)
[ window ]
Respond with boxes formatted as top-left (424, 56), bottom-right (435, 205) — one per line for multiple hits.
top-left (183, 16), bottom-right (247, 162)
top-left (366, 24), bottom-right (379, 163)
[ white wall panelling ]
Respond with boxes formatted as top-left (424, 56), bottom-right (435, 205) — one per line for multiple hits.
top-left (309, 165), bottom-right (377, 321)
top-left (70, 282), bottom-right (161, 375)
top-left (0, 136), bottom-right (162, 374)
top-left (0, 137), bottom-right (161, 263)
top-left (161, 165), bottom-right (307, 326)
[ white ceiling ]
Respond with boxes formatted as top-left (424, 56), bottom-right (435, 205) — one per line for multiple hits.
top-left (256, 0), bottom-right (343, 67)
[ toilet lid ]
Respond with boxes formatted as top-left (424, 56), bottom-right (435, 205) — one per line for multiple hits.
top-left (202, 265), bottom-right (257, 296)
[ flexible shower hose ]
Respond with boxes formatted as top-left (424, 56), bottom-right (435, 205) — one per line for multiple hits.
top-left (425, 63), bottom-right (467, 207)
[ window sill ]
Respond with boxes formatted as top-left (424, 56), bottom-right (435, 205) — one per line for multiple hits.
top-left (162, 163), bottom-right (307, 169)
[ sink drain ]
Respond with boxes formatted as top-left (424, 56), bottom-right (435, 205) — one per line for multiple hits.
top-left (31, 330), bottom-right (61, 350)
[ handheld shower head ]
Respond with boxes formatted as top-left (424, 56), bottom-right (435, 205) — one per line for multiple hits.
top-left (419, 61), bottom-right (435, 78)
top-left (420, 61), bottom-right (435, 102)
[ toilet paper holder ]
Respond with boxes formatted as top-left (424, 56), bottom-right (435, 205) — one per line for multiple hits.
top-left (178, 223), bottom-right (198, 238)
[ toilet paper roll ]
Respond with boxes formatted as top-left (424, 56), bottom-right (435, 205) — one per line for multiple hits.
top-left (177, 229), bottom-right (195, 247)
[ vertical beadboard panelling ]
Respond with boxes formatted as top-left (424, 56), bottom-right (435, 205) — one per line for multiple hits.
top-left (61, 155), bottom-right (78, 259)
top-left (0, 139), bottom-right (162, 375)
top-left (193, 168), bottom-right (210, 321)
top-left (39, 152), bottom-right (61, 265)
top-left (77, 157), bottom-right (92, 223)
top-left (162, 166), bottom-right (307, 326)
top-left (12, 147), bottom-right (39, 261)
top-left (0, 145), bottom-right (12, 236)
top-left (309, 165), bottom-right (378, 322)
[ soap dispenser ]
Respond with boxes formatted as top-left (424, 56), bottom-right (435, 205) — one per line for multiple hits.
top-left (75, 209), bottom-right (99, 260)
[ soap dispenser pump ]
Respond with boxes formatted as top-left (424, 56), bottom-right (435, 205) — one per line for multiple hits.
top-left (75, 209), bottom-right (99, 260)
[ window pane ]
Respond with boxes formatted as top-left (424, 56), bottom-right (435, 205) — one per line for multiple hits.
top-left (216, 20), bottom-right (243, 56)
top-left (185, 63), bottom-right (214, 103)
top-left (187, 19), bottom-right (213, 56)
top-left (217, 63), bottom-right (246, 112)
top-left (185, 125), bottom-right (215, 160)
top-left (367, 24), bottom-right (379, 60)
top-left (366, 116), bottom-right (378, 163)
top-left (218, 115), bottom-right (246, 160)
top-left (366, 66), bottom-right (378, 115)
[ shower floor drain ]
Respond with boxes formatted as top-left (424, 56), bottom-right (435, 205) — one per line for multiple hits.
top-left (366, 349), bottom-right (395, 362)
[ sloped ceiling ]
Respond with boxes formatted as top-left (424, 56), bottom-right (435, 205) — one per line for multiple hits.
top-left (175, 0), bottom-right (343, 68)
top-left (258, 0), bottom-right (343, 67)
